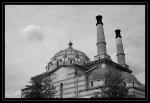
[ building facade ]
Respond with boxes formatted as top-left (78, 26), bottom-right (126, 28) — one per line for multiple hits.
top-left (21, 15), bottom-right (145, 98)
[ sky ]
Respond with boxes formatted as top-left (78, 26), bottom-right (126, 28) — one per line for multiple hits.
top-left (5, 5), bottom-right (145, 98)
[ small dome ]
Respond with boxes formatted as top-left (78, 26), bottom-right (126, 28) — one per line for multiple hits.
top-left (89, 68), bottom-right (140, 84)
top-left (47, 41), bottom-right (91, 71)
top-left (121, 72), bottom-right (140, 84)
top-left (89, 68), bottom-right (109, 80)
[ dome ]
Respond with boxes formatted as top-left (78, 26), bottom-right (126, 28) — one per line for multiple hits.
top-left (47, 41), bottom-right (91, 70)
top-left (121, 72), bottom-right (140, 84)
top-left (89, 68), bottom-right (140, 84)
top-left (89, 68), bottom-right (109, 80)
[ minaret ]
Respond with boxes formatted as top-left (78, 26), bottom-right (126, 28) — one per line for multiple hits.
top-left (94, 15), bottom-right (111, 60)
top-left (115, 29), bottom-right (128, 68)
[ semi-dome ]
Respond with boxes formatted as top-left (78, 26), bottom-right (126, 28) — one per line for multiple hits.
top-left (89, 68), bottom-right (140, 84)
top-left (121, 72), bottom-right (140, 84)
top-left (46, 41), bottom-right (91, 71)
top-left (89, 68), bottom-right (109, 80)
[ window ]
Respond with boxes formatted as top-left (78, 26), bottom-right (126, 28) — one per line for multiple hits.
top-left (70, 60), bottom-right (72, 64)
top-left (49, 62), bottom-right (53, 65)
top-left (46, 66), bottom-right (48, 70)
top-left (57, 61), bottom-right (59, 66)
top-left (123, 81), bottom-right (126, 87)
top-left (133, 82), bottom-right (134, 87)
top-left (99, 57), bottom-right (100, 60)
top-left (91, 81), bottom-right (93, 87)
top-left (60, 83), bottom-right (63, 98)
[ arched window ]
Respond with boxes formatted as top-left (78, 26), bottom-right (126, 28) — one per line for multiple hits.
top-left (123, 81), bottom-right (126, 87)
top-left (46, 66), bottom-right (48, 70)
top-left (70, 60), bottom-right (72, 64)
top-left (57, 61), bottom-right (59, 66)
top-left (60, 83), bottom-right (63, 98)
top-left (91, 81), bottom-right (93, 87)
top-left (133, 82), bottom-right (134, 87)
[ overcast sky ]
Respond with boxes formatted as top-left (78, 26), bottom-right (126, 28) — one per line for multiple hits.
top-left (5, 5), bottom-right (145, 98)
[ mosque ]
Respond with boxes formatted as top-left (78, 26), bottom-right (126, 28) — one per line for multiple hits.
top-left (21, 15), bottom-right (145, 98)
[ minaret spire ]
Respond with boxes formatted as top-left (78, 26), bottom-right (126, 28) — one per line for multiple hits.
top-left (115, 29), bottom-right (128, 68)
top-left (94, 15), bottom-right (111, 60)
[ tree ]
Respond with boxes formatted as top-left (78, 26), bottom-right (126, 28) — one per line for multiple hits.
top-left (41, 77), bottom-right (56, 98)
top-left (24, 76), bottom-right (56, 98)
top-left (92, 71), bottom-right (129, 98)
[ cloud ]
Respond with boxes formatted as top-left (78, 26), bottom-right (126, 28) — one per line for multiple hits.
top-left (5, 90), bottom-right (21, 98)
top-left (22, 25), bottom-right (45, 42)
top-left (125, 46), bottom-right (145, 74)
top-left (14, 90), bottom-right (21, 96)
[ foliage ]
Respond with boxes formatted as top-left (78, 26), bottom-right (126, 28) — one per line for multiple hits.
top-left (92, 71), bottom-right (129, 98)
top-left (24, 76), bottom-right (56, 98)
top-left (41, 77), bottom-right (56, 98)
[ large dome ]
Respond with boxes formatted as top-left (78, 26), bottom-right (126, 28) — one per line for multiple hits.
top-left (47, 41), bottom-right (91, 71)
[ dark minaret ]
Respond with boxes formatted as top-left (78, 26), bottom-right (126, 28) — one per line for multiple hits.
top-left (94, 15), bottom-right (111, 60)
top-left (115, 29), bottom-right (128, 68)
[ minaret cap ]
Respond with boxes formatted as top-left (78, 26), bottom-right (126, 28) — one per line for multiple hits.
top-left (115, 29), bottom-right (122, 38)
top-left (96, 15), bottom-right (103, 25)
